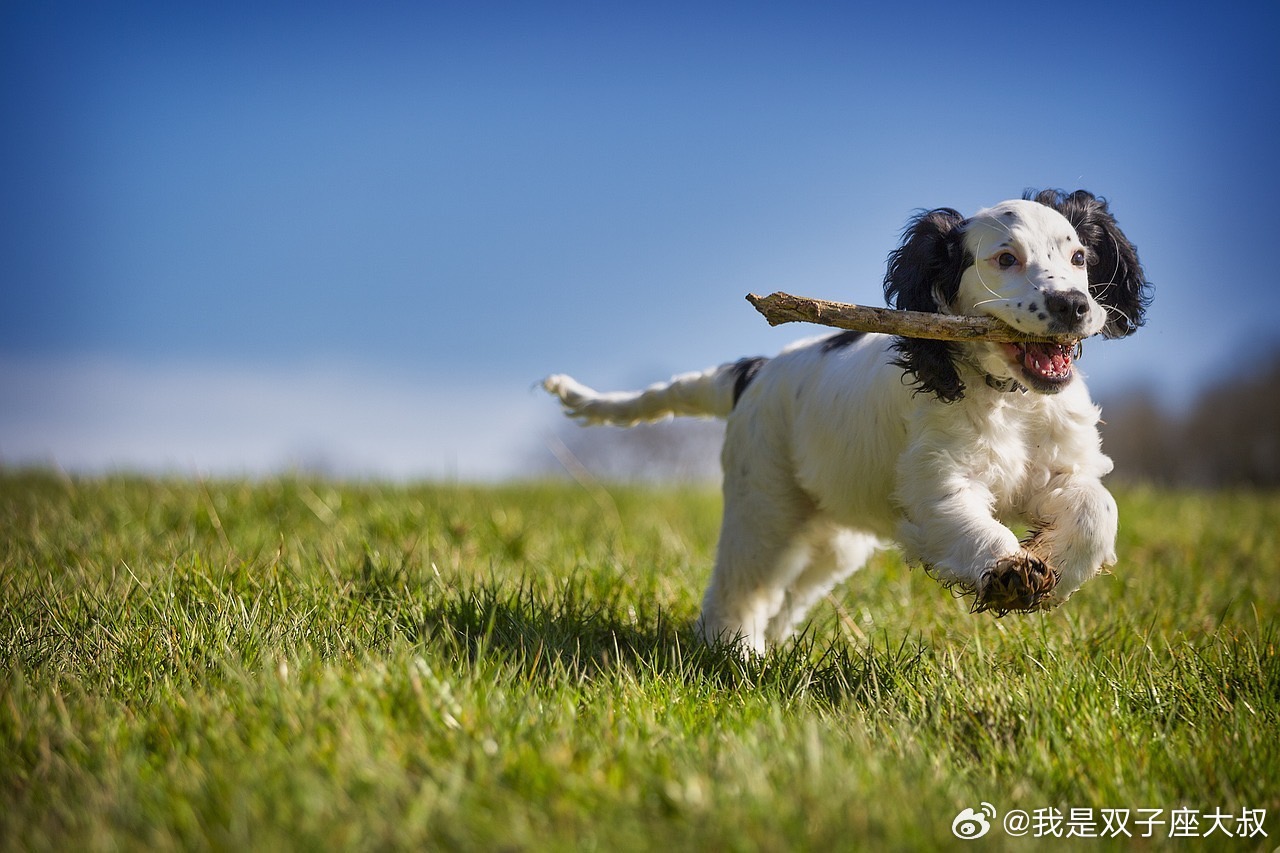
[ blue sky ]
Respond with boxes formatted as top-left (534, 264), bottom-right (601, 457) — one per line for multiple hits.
top-left (3, 1), bottom-right (1278, 479)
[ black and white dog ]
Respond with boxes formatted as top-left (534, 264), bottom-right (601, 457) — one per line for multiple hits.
top-left (545, 190), bottom-right (1150, 653)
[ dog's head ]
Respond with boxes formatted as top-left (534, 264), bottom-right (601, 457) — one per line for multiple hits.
top-left (883, 189), bottom-right (1150, 402)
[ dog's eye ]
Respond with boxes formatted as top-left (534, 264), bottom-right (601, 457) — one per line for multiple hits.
top-left (1071, 249), bottom-right (1087, 266)
top-left (997, 252), bottom-right (1018, 269)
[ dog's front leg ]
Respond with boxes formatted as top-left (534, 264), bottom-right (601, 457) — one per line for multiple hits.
top-left (893, 464), bottom-right (1057, 613)
top-left (1022, 473), bottom-right (1118, 604)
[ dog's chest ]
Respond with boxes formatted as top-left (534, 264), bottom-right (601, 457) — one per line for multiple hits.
top-left (967, 399), bottom-right (1063, 509)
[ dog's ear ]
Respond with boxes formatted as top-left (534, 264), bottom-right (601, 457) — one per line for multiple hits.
top-left (883, 208), bottom-right (970, 402)
top-left (1026, 189), bottom-right (1152, 338)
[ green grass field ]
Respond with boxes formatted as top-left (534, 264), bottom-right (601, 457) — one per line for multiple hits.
top-left (2, 471), bottom-right (1277, 850)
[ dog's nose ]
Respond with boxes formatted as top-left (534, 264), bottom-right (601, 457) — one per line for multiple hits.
top-left (1045, 290), bottom-right (1090, 327)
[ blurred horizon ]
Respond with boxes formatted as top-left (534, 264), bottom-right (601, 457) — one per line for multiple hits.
top-left (3, 1), bottom-right (1278, 481)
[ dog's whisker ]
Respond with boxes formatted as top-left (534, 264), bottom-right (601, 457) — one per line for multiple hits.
top-left (968, 235), bottom-right (1007, 303)
top-left (1102, 302), bottom-right (1135, 328)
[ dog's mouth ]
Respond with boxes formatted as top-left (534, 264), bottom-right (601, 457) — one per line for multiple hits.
top-left (1001, 341), bottom-right (1076, 391)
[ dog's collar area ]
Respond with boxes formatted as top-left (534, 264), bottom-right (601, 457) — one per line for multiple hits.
top-left (986, 374), bottom-right (1027, 394)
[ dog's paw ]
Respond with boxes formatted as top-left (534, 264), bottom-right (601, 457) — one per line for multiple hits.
top-left (972, 550), bottom-right (1059, 615)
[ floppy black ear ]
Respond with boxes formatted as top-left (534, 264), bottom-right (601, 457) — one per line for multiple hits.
top-left (1025, 189), bottom-right (1152, 338)
top-left (882, 208), bottom-right (970, 402)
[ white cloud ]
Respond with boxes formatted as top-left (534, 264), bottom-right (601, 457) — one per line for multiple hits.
top-left (0, 356), bottom-right (552, 480)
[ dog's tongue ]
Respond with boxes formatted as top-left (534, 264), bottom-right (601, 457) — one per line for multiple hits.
top-left (1023, 342), bottom-right (1072, 379)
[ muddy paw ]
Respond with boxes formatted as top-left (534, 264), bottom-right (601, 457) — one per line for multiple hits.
top-left (973, 550), bottom-right (1059, 615)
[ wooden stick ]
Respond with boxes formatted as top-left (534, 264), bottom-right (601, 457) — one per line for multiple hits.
top-left (745, 292), bottom-right (1081, 345)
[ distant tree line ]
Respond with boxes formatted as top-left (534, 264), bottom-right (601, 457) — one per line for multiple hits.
top-left (543, 419), bottom-right (725, 484)
top-left (543, 351), bottom-right (1280, 490)
top-left (1100, 349), bottom-right (1280, 489)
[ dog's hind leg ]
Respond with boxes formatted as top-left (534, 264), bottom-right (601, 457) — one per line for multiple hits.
top-left (695, 460), bottom-right (818, 654)
top-left (764, 526), bottom-right (883, 645)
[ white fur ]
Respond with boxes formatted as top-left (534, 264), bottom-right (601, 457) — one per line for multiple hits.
top-left (545, 199), bottom-right (1124, 654)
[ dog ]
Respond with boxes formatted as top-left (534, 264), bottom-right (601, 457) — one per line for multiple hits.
top-left (544, 189), bottom-right (1150, 653)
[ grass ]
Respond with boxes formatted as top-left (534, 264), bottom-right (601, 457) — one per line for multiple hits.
top-left (1, 471), bottom-right (1278, 850)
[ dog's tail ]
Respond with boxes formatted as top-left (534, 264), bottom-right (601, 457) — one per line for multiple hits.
top-left (542, 356), bottom-right (767, 426)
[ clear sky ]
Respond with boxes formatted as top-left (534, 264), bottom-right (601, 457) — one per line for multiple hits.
top-left (3, 1), bottom-right (1278, 479)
